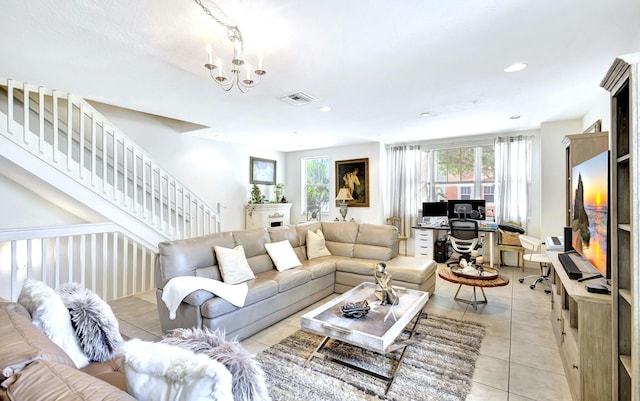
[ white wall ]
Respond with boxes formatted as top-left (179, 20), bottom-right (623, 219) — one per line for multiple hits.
top-left (583, 90), bottom-right (611, 132)
top-left (538, 119), bottom-right (582, 239)
top-left (89, 102), bottom-right (286, 231)
top-left (285, 142), bottom-right (386, 224)
top-left (0, 174), bottom-right (87, 228)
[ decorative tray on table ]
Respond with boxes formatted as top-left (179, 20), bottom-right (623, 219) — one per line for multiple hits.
top-left (450, 265), bottom-right (499, 280)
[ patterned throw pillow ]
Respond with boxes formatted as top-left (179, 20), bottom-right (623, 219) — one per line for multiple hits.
top-left (58, 282), bottom-right (124, 362)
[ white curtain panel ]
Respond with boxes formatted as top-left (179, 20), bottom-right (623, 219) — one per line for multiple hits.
top-left (386, 145), bottom-right (421, 236)
top-left (494, 135), bottom-right (532, 231)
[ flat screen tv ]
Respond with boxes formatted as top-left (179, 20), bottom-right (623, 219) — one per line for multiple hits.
top-left (422, 201), bottom-right (448, 217)
top-left (447, 199), bottom-right (486, 220)
top-left (571, 150), bottom-right (609, 278)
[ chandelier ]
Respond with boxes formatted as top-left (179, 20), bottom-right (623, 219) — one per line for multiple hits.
top-left (194, 0), bottom-right (266, 92)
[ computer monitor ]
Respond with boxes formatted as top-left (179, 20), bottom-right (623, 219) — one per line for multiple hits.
top-left (447, 199), bottom-right (486, 220)
top-left (422, 201), bottom-right (448, 217)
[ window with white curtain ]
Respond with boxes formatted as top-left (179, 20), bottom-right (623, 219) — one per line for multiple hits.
top-left (494, 135), bottom-right (532, 227)
top-left (421, 144), bottom-right (496, 217)
top-left (302, 157), bottom-right (329, 213)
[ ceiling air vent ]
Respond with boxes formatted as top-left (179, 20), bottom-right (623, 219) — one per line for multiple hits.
top-left (279, 91), bottom-right (318, 106)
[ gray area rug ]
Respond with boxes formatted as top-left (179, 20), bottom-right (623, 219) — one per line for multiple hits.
top-left (257, 314), bottom-right (485, 401)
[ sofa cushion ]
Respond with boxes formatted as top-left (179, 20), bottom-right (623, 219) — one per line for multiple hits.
top-left (384, 256), bottom-right (437, 284)
top-left (294, 221), bottom-right (322, 246)
top-left (17, 280), bottom-right (90, 368)
top-left (353, 223), bottom-right (397, 260)
top-left (3, 359), bottom-right (135, 401)
top-left (80, 356), bottom-right (127, 389)
top-left (353, 243), bottom-right (393, 261)
top-left (300, 258), bottom-right (337, 279)
top-left (264, 240), bottom-right (302, 271)
top-left (258, 269), bottom-right (312, 292)
top-left (334, 259), bottom-right (376, 276)
top-left (0, 300), bottom-right (76, 377)
top-left (336, 256), bottom-right (436, 285)
top-left (156, 232), bottom-right (235, 287)
top-left (200, 279), bottom-right (278, 319)
top-left (195, 265), bottom-right (223, 281)
top-left (182, 289), bottom-right (216, 307)
top-left (214, 245), bottom-right (256, 285)
top-left (306, 229), bottom-right (332, 259)
top-left (268, 225), bottom-right (300, 247)
top-left (321, 222), bottom-right (359, 257)
top-left (232, 228), bottom-right (270, 259)
top-left (233, 228), bottom-right (275, 275)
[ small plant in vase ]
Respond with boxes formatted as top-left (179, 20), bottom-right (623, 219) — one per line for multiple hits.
top-left (273, 183), bottom-right (285, 203)
top-left (248, 184), bottom-right (265, 216)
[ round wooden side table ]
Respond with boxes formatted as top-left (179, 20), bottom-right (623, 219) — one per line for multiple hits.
top-left (438, 267), bottom-right (510, 310)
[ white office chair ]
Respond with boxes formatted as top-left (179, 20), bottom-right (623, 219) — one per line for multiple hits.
top-left (518, 234), bottom-right (552, 292)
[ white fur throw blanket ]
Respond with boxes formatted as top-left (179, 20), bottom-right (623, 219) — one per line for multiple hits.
top-left (162, 277), bottom-right (248, 319)
top-left (121, 339), bottom-right (233, 401)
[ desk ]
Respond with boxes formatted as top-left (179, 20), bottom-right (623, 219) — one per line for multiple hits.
top-left (413, 225), bottom-right (497, 267)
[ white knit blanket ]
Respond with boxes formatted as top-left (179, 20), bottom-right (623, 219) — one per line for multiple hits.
top-left (162, 276), bottom-right (248, 319)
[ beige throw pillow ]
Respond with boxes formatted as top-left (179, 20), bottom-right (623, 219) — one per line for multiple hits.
top-left (214, 245), bottom-right (256, 284)
top-left (265, 240), bottom-right (302, 271)
top-left (306, 229), bottom-right (332, 259)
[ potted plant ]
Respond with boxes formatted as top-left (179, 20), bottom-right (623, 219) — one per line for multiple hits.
top-left (248, 184), bottom-right (265, 216)
top-left (273, 183), bottom-right (285, 203)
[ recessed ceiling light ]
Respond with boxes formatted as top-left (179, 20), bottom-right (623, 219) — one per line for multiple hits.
top-left (504, 63), bottom-right (527, 73)
top-left (420, 112), bottom-right (432, 117)
top-left (319, 106), bottom-right (332, 112)
top-left (510, 115), bottom-right (521, 120)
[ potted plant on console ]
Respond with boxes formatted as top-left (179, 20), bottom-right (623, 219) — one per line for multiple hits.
top-left (274, 183), bottom-right (285, 203)
top-left (247, 184), bottom-right (265, 217)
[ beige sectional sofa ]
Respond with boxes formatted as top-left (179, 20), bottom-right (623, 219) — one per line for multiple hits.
top-left (155, 221), bottom-right (437, 341)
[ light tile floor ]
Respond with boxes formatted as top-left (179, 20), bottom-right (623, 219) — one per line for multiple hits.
top-left (109, 264), bottom-right (572, 401)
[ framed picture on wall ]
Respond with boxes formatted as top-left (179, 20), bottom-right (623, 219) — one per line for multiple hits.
top-left (250, 157), bottom-right (276, 185)
top-left (335, 158), bottom-right (369, 207)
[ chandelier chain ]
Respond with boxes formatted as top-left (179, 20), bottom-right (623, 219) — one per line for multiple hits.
top-left (194, 0), bottom-right (243, 45)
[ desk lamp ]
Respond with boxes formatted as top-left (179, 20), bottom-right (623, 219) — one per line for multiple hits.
top-left (335, 188), bottom-right (354, 221)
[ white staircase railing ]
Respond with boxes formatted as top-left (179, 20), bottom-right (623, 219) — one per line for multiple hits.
top-left (0, 223), bottom-right (157, 302)
top-left (0, 78), bottom-right (220, 241)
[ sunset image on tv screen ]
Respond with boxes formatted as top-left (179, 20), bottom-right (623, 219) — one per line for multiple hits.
top-left (571, 151), bottom-right (608, 275)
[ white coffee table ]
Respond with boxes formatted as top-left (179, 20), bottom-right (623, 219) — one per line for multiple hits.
top-left (300, 282), bottom-right (429, 393)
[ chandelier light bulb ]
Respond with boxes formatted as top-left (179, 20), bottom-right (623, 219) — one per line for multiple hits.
top-left (206, 45), bottom-right (213, 65)
top-left (216, 58), bottom-right (223, 77)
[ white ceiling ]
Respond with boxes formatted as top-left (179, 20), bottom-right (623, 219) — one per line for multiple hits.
top-left (1, 0), bottom-right (639, 152)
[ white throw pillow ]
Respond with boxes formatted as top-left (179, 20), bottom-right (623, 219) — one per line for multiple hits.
top-left (121, 339), bottom-right (233, 401)
top-left (265, 240), bottom-right (302, 271)
top-left (306, 229), bottom-right (332, 259)
top-left (17, 279), bottom-right (90, 368)
top-left (214, 245), bottom-right (256, 284)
